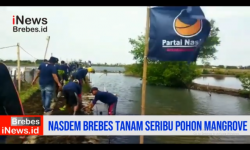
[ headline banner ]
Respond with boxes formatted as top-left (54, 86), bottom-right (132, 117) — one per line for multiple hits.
top-left (43, 115), bottom-right (250, 136)
top-left (1, 115), bottom-right (249, 136)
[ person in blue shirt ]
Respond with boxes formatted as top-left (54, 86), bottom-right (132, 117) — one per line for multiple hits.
top-left (54, 60), bottom-right (62, 98)
top-left (72, 68), bottom-right (88, 82)
top-left (62, 79), bottom-right (81, 115)
top-left (71, 68), bottom-right (89, 93)
top-left (88, 87), bottom-right (118, 115)
top-left (59, 60), bottom-right (69, 83)
top-left (32, 56), bottom-right (62, 114)
top-left (69, 63), bottom-right (76, 74)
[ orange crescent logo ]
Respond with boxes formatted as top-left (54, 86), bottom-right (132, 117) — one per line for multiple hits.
top-left (173, 9), bottom-right (202, 38)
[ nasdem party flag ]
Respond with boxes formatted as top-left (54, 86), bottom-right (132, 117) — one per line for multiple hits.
top-left (148, 6), bottom-right (211, 62)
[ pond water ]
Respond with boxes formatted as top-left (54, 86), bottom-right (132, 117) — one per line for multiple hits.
top-left (89, 73), bottom-right (250, 144)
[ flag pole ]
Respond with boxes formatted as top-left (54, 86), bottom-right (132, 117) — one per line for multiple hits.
top-left (44, 36), bottom-right (50, 59)
top-left (140, 6), bottom-right (150, 144)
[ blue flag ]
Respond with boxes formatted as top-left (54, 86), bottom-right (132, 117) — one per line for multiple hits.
top-left (148, 6), bottom-right (211, 62)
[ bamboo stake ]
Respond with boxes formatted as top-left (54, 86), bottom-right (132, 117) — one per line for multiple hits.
top-left (44, 36), bottom-right (50, 59)
top-left (140, 6), bottom-right (150, 144)
top-left (88, 72), bottom-right (91, 83)
top-left (17, 43), bottom-right (21, 92)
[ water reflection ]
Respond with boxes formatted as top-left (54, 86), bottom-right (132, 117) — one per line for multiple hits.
top-left (212, 75), bottom-right (225, 81)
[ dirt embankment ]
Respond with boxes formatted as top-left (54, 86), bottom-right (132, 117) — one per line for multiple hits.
top-left (35, 97), bottom-right (93, 144)
top-left (6, 90), bottom-right (44, 144)
top-left (189, 82), bottom-right (243, 97)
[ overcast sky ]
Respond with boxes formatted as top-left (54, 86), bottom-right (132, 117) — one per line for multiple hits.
top-left (0, 6), bottom-right (249, 65)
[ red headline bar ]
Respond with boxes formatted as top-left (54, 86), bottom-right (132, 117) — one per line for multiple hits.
top-left (0, 115), bottom-right (43, 135)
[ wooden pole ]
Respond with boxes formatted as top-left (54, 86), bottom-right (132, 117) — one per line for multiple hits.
top-left (140, 6), bottom-right (151, 144)
top-left (17, 43), bottom-right (21, 92)
top-left (44, 36), bottom-right (50, 59)
top-left (88, 72), bottom-right (91, 83)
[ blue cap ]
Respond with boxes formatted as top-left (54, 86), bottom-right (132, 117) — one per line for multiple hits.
top-left (49, 57), bottom-right (58, 63)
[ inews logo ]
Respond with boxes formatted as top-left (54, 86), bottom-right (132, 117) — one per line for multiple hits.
top-left (13, 15), bottom-right (48, 32)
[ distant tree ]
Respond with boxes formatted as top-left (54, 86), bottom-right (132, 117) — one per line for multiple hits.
top-left (35, 59), bottom-right (44, 64)
top-left (204, 62), bottom-right (210, 68)
top-left (226, 66), bottom-right (237, 69)
top-left (218, 65), bottom-right (224, 69)
top-left (200, 19), bottom-right (221, 63)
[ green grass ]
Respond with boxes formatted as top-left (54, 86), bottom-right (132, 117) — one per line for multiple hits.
top-left (19, 83), bottom-right (39, 103)
top-left (83, 84), bottom-right (91, 93)
top-left (82, 76), bottom-right (91, 93)
top-left (124, 71), bottom-right (141, 77)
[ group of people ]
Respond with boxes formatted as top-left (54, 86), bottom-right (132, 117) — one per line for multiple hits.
top-left (32, 56), bottom-right (118, 116)
top-left (0, 57), bottom-right (118, 144)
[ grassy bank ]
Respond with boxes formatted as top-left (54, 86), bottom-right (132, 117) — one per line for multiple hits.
top-left (7, 83), bottom-right (41, 144)
top-left (124, 71), bottom-right (141, 77)
top-left (19, 82), bottom-right (40, 102)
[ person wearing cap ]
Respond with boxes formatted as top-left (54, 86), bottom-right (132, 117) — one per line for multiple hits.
top-left (62, 79), bottom-right (81, 115)
top-left (88, 87), bottom-right (118, 115)
top-left (32, 56), bottom-right (62, 114)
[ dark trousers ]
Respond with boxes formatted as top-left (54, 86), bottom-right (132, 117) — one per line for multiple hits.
top-left (63, 90), bottom-right (78, 107)
top-left (0, 136), bottom-right (7, 144)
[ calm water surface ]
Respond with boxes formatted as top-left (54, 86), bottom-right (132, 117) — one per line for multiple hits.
top-left (89, 73), bottom-right (250, 144)
top-left (194, 76), bottom-right (242, 89)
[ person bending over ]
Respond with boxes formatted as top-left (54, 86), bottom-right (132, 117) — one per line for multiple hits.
top-left (32, 57), bottom-right (62, 114)
top-left (88, 87), bottom-right (118, 115)
top-left (72, 68), bottom-right (89, 94)
top-left (62, 79), bottom-right (81, 115)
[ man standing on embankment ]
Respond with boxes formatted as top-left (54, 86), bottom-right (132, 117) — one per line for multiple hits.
top-left (0, 62), bottom-right (25, 143)
top-left (32, 57), bottom-right (62, 114)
